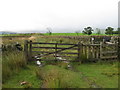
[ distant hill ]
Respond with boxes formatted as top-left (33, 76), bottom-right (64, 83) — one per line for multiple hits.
top-left (0, 31), bottom-right (17, 34)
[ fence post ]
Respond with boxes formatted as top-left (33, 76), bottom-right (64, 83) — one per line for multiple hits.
top-left (55, 43), bottom-right (57, 61)
top-left (24, 40), bottom-right (28, 62)
top-left (92, 45), bottom-right (95, 59)
top-left (91, 37), bottom-right (94, 44)
top-left (118, 37), bottom-right (120, 61)
top-left (29, 40), bottom-right (32, 61)
top-left (100, 42), bottom-right (103, 60)
top-left (78, 42), bottom-right (81, 62)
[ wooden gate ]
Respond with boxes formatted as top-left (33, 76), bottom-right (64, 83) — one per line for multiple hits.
top-left (24, 40), bottom-right (118, 62)
top-left (24, 40), bottom-right (81, 62)
top-left (100, 42), bottom-right (118, 60)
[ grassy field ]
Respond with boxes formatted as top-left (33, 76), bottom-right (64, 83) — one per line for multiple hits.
top-left (72, 61), bottom-right (119, 88)
top-left (1, 33), bottom-right (118, 36)
top-left (2, 64), bottom-right (41, 88)
top-left (2, 34), bottom-right (119, 88)
top-left (44, 33), bottom-right (118, 36)
top-left (3, 61), bottom-right (119, 88)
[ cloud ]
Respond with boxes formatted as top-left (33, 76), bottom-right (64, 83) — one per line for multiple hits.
top-left (0, 0), bottom-right (119, 32)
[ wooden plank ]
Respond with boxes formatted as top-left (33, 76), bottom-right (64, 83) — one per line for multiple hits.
top-left (86, 45), bottom-right (89, 59)
top-left (77, 42), bottom-right (80, 61)
top-left (29, 40), bottom-right (32, 61)
top-left (33, 59), bottom-right (78, 62)
top-left (101, 55), bottom-right (118, 59)
top-left (58, 52), bottom-right (78, 54)
top-left (33, 55), bottom-right (76, 58)
top-left (84, 45), bottom-right (87, 59)
top-left (87, 45), bottom-right (89, 59)
top-left (32, 51), bottom-right (78, 54)
top-left (55, 43), bottom-right (57, 60)
top-left (82, 44), bottom-right (100, 46)
top-left (31, 42), bottom-right (78, 45)
top-left (43, 45), bottom-right (78, 56)
top-left (93, 46), bottom-right (96, 58)
top-left (100, 42), bottom-right (103, 59)
top-left (92, 45), bottom-right (95, 58)
top-left (32, 46), bottom-right (77, 50)
top-left (24, 40), bottom-right (28, 62)
top-left (118, 37), bottom-right (120, 60)
top-left (56, 56), bottom-right (76, 57)
top-left (32, 51), bottom-right (53, 53)
top-left (96, 46), bottom-right (99, 59)
top-left (32, 47), bottom-right (56, 49)
top-left (102, 51), bottom-right (117, 54)
top-left (103, 44), bottom-right (118, 47)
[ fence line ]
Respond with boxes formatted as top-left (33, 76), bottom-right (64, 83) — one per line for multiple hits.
top-left (24, 40), bottom-right (118, 62)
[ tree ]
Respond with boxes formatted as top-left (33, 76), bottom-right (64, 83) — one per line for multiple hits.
top-left (82, 27), bottom-right (93, 35)
top-left (105, 27), bottom-right (114, 35)
top-left (96, 28), bottom-right (101, 35)
top-left (46, 27), bottom-right (52, 35)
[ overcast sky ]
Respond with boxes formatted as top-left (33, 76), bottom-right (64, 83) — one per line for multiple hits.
top-left (0, 0), bottom-right (119, 33)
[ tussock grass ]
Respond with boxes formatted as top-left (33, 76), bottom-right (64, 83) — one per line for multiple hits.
top-left (2, 51), bottom-right (27, 83)
top-left (36, 65), bottom-right (90, 88)
top-left (2, 64), bottom-right (42, 88)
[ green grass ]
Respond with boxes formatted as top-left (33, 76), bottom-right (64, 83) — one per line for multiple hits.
top-left (2, 64), bottom-right (42, 88)
top-left (44, 33), bottom-right (118, 36)
top-left (3, 58), bottom-right (119, 88)
top-left (36, 65), bottom-right (90, 88)
top-left (0, 32), bottom-right (118, 37)
top-left (72, 61), bottom-right (119, 88)
top-left (2, 51), bottom-right (27, 83)
top-left (44, 33), bottom-right (103, 36)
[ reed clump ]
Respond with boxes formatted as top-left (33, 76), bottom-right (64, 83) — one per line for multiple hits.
top-left (2, 51), bottom-right (27, 83)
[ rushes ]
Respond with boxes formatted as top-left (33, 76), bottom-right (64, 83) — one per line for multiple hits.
top-left (2, 51), bottom-right (27, 83)
top-left (35, 65), bottom-right (89, 88)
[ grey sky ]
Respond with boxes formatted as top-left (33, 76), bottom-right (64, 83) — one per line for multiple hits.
top-left (0, 0), bottom-right (119, 33)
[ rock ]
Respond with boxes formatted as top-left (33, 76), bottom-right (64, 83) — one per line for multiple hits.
top-left (20, 81), bottom-right (28, 85)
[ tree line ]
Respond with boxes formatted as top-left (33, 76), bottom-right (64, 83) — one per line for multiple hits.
top-left (46, 27), bottom-right (120, 35)
top-left (82, 27), bottom-right (120, 35)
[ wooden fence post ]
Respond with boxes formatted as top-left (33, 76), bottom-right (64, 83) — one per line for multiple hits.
top-left (92, 45), bottom-right (95, 59)
top-left (91, 37), bottom-right (94, 44)
top-left (29, 40), bottom-right (32, 61)
top-left (55, 43), bottom-right (57, 61)
top-left (118, 37), bottom-right (120, 61)
top-left (100, 42), bottom-right (103, 60)
top-left (78, 42), bottom-right (81, 62)
top-left (24, 40), bottom-right (28, 62)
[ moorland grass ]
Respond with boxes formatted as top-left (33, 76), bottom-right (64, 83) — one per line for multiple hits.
top-left (44, 33), bottom-right (118, 36)
top-left (2, 34), bottom-right (119, 88)
top-left (2, 51), bottom-right (27, 83)
top-left (2, 64), bottom-right (41, 88)
top-left (72, 61), bottom-right (119, 88)
top-left (35, 61), bottom-right (118, 88)
top-left (36, 65), bottom-right (90, 88)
